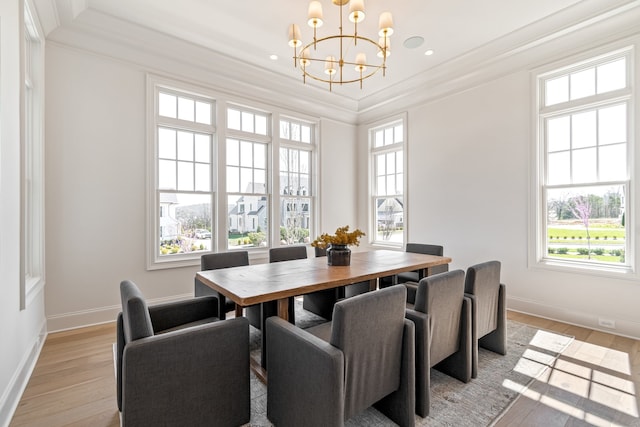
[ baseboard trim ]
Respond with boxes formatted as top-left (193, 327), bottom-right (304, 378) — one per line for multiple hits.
top-left (0, 320), bottom-right (47, 427)
top-left (507, 296), bottom-right (640, 340)
top-left (46, 293), bottom-right (193, 333)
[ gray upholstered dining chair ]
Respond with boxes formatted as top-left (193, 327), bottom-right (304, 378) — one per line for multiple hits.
top-left (303, 246), bottom-right (370, 320)
top-left (266, 285), bottom-right (415, 427)
top-left (405, 270), bottom-right (472, 417)
top-left (464, 260), bottom-right (507, 378)
top-left (117, 280), bottom-right (250, 427)
top-left (379, 243), bottom-right (448, 290)
top-left (195, 251), bottom-right (249, 319)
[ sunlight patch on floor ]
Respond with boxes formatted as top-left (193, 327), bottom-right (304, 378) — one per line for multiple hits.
top-left (502, 330), bottom-right (639, 425)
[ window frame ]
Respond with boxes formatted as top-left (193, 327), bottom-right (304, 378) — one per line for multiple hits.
top-left (530, 43), bottom-right (637, 278)
top-left (20, 0), bottom-right (45, 308)
top-left (368, 114), bottom-right (407, 248)
top-left (147, 76), bottom-right (218, 269)
top-left (224, 104), bottom-right (272, 251)
top-left (276, 116), bottom-right (317, 247)
top-left (146, 77), bottom-right (320, 268)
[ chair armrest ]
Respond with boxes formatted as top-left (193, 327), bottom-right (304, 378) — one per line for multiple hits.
top-left (405, 308), bottom-right (430, 417)
top-left (116, 313), bottom-right (125, 412)
top-left (463, 292), bottom-right (478, 347)
top-left (122, 317), bottom-right (249, 425)
top-left (374, 318), bottom-right (416, 426)
top-left (404, 281), bottom-right (419, 305)
top-left (148, 296), bottom-right (219, 332)
top-left (266, 317), bottom-right (345, 427)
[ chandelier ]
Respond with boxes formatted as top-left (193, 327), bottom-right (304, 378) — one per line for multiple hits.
top-left (287, 0), bottom-right (393, 91)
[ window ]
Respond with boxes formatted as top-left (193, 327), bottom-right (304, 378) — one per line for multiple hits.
top-left (370, 117), bottom-right (406, 247)
top-left (21, 2), bottom-right (45, 308)
top-left (279, 118), bottom-right (315, 245)
top-left (150, 84), bottom-right (215, 266)
top-left (535, 48), bottom-right (632, 272)
top-left (147, 78), bottom-right (319, 268)
top-left (226, 106), bottom-right (270, 249)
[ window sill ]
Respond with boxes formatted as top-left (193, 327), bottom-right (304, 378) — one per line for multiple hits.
top-left (533, 257), bottom-right (638, 281)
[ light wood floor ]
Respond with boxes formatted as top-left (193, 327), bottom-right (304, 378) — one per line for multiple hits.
top-left (9, 311), bottom-right (640, 426)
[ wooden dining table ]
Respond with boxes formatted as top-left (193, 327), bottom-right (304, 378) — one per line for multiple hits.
top-left (196, 249), bottom-right (451, 379)
top-left (196, 249), bottom-right (452, 320)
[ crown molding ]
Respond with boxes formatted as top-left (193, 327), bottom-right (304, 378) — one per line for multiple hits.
top-left (38, 0), bottom-right (640, 124)
top-left (45, 8), bottom-right (360, 123)
top-left (31, 0), bottom-right (59, 36)
top-left (356, 0), bottom-right (640, 123)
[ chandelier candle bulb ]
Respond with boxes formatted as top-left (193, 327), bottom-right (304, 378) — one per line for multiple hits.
top-left (349, 0), bottom-right (365, 23)
top-left (288, 24), bottom-right (301, 47)
top-left (288, 24), bottom-right (302, 66)
top-left (307, 1), bottom-right (324, 27)
top-left (378, 12), bottom-right (394, 37)
top-left (378, 37), bottom-right (390, 58)
top-left (355, 53), bottom-right (367, 71)
top-left (325, 56), bottom-right (337, 75)
top-left (300, 48), bottom-right (311, 67)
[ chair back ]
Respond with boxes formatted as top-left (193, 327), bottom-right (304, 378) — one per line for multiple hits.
top-left (414, 270), bottom-right (466, 366)
top-left (406, 243), bottom-right (443, 256)
top-left (407, 243), bottom-right (447, 275)
top-left (120, 280), bottom-right (154, 343)
top-left (330, 285), bottom-right (407, 419)
top-left (465, 261), bottom-right (501, 336)
top-left (269, 245), bottom-right (308, 263)
top-left (314, 246), bottom-right (327, 257)
top-left (201, 250), bottom-right (249, 270)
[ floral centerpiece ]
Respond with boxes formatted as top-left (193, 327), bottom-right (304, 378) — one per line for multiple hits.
top-left (311, 226), bottom-right (365, 266)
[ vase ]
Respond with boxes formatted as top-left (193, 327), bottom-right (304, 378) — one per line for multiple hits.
top-left (327, 244), bottom-right (351, 266)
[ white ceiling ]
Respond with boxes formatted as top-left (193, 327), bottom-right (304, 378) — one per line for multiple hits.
top-left (40, 0), bottom-right (636, 103)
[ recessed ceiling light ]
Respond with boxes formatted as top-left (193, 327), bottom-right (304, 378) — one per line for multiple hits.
top-left (403, 36), bottom-right (424, 49)
top-left (270, 54), bottom-right (278, 60)
top-left (424, 49), bottom-right (434, 56)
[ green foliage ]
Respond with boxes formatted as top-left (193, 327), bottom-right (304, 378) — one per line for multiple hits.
top-left (556, 247), bottom-right (569, 254)
top-left (247, 232), bottom-right (266, 246)
top-left (577, 248), bottom-right (590, 255)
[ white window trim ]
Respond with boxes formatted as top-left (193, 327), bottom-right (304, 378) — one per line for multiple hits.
top-left (21, 0), bottom-right (45, 308)
top-left (529, 39), bottom-right (639, 280)
top-left (146, 75), bottom-right (218, 270)
top-left (367, 113), bottom-right (408, 249)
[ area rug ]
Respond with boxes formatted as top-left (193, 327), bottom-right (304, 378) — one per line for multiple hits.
top-left (246, 301), bottom-right (574, 426)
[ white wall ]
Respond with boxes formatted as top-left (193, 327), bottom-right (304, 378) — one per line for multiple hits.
top-left (43, 42), bottom-right (358, 331)
top-left (318, 119), bottom-right (360, 235)
top-left (359, 47), bottom-right (640, 339)
top-left (0, 2), bottom-right (47, 425)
